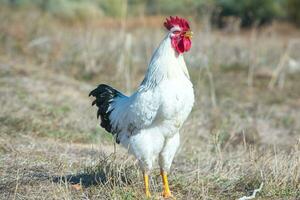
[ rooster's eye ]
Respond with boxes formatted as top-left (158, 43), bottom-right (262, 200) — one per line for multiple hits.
top-left (173, 30), bottom-right (181, 35)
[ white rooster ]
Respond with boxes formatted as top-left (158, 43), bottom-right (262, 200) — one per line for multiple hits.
top-left (89, 16), bottom-right (194, 198)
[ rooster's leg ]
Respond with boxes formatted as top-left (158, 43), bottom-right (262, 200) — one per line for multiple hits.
top-left (161, 170), bottom-right (173, 198)
top-left (143, 172), bottom-right (151, 198)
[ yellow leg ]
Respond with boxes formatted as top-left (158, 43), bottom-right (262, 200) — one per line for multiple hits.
top-left (161, 170), bottom-right (173, 198)
top-left (143, 172), bottom-right (151, 198)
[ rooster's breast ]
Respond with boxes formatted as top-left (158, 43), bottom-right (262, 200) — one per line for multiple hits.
top-left (156, 78), bottom-right (194, 136)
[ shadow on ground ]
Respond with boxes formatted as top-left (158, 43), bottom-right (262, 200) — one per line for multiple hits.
top-left (52, 171), bottom-right (108, 187)
top-left (52, 164), bottom-right (134, 188)
top-left (1, 165), bottom-right (134, 195)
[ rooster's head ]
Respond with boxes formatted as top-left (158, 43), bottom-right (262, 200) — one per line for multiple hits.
top-left (164, 16), bottom-right (192, 54)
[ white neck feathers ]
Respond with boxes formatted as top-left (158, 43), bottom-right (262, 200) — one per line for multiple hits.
top-left (140, 35), bottom-right (189, 90)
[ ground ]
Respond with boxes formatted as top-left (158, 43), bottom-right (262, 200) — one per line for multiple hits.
top-left (0, 8), bottom-right (300, 200)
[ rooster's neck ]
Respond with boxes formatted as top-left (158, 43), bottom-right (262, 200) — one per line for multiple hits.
top-left (140, 35), bottom-right (188, 90)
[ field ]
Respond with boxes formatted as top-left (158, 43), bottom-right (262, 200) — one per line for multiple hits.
top-left (0, 7), bottom-right (300, 200)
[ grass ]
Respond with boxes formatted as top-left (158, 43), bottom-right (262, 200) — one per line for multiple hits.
top-left (0, 6), bottom-right (300, 200)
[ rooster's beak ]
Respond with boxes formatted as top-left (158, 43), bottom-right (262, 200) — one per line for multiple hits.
top-left (184, 30), bottom-right (193, 39)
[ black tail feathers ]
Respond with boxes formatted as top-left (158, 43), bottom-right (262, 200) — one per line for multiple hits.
top-left (89, 84), bottom-right (122, 134)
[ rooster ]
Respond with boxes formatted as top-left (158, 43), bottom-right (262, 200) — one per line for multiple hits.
top-left (89, 16), bottom-right (194, 198)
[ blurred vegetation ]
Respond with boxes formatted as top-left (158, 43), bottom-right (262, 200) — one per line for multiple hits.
top-left (0, 0), bottom-right (300, 27)
top-left (214, 0), bottom-right (284, 27)
top-left (285, 0), bottom-right (300, 26)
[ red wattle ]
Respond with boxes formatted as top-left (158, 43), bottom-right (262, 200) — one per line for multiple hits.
top-left (171, 37), bottom-right (191, 54)
top-left (183, 38), bottom-right (191, 52)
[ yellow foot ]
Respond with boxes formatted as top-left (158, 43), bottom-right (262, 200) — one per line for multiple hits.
top-left (162, 191), bottom-right (173, 199)
top-left (143, 172), bottom-right (151, 198)
top-left (162, 192), bottom-right (175, 199)
top-left (161, 171), bottom-right (175, 199)
top-left (145, 191), bottom-right (151, 198)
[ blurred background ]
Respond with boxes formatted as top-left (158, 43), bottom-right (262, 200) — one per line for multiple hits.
top-left (0, 0), bottom-right (299, 199)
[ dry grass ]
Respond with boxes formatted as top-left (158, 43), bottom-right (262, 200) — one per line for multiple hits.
top-left (0, 7), bottom-right (300, 200)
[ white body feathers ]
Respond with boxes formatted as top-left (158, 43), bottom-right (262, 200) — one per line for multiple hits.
top-left (108, 34), bottom-right (194, 171)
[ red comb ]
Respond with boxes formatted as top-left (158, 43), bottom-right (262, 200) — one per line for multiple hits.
top-left (164, 16), bottom-right (190, 31)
